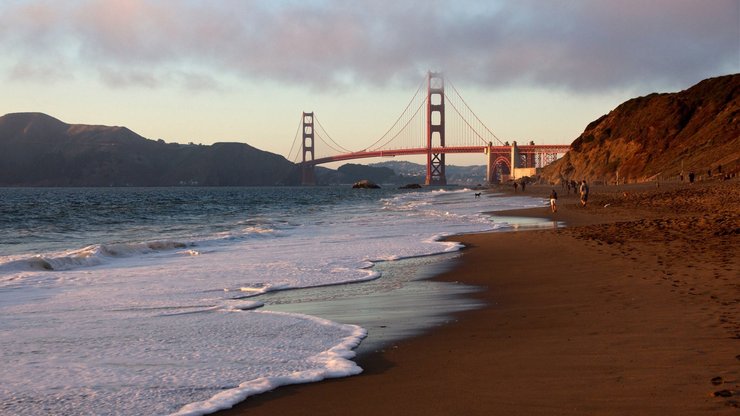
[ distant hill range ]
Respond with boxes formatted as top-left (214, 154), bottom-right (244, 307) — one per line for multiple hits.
top-left (369, 161), bottom-right (487, 185)
top-left (543, 74), bottom-right (740, 184)
top-left (316, 161), bottom-right (487, 186)
top-left (0, 113), bottom-right (299, 186)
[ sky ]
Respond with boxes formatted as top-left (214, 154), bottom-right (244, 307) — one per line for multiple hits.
top-left (1, 0), bottom-right (738, 166)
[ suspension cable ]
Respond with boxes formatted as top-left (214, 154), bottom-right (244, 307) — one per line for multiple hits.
top-left (362, 78), bottom-right (426, 151)
top-left (314, 131), bottom-right (350, 155)
top-left (314, 115), bottom-right (353, 153)
top-left (444, 94), bottom-right (491, 145)
top-left (287, 115), bottom-right (303, 163)
top-left (368, 97), bottom-right (426, 151)
top-left (446, 79), bottom-right (505, 145)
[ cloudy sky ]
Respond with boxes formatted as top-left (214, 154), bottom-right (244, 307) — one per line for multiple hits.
top-left (1, 0), bottom-right (738, 165)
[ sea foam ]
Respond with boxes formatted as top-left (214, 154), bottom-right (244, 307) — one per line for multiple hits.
top-left (0, 187), bottom-right (545, 415)
top-left (171, 313), bottom-right (366, 416)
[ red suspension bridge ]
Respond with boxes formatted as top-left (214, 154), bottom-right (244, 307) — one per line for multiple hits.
top-left (287, 72), bottom-right (570, 185)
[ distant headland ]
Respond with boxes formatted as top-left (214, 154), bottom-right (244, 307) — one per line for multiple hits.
top-left (0, 112), bottom-right (299, 186)
top-left (542, 73), bottom-right (739, 184)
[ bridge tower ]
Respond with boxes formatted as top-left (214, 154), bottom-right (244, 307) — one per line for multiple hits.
top-left (301, 112), bottom-right (316, 185)
top-left (425, 71), bottom-right (446, 185)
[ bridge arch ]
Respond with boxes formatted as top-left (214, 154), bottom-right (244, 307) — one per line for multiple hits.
top-left (488, 155), bottom-right (511, 183)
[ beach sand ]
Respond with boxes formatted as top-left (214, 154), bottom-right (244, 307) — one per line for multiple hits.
top-left (218, 180), bottom-right (739, 415)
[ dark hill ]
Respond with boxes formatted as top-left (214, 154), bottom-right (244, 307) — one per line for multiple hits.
top-left (542, 74), bottom-right (740, 183)
top-left (0, 113), bottom-right (299, 186)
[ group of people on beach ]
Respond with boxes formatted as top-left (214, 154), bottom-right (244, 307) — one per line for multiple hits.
top-left (550, 179), bottom-right (589, 213)
top-left (681, 165), bottom-right (734, 183)
top-left (512, 179), bottom-right (527, 192)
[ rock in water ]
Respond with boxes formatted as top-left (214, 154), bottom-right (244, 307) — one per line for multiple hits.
top-left (352, 179), bottom-right (381, 189)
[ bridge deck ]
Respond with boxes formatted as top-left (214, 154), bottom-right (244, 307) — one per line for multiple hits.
top-left (305, 145), bottom-right (570, 166)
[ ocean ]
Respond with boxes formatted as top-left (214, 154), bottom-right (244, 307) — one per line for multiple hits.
top-left (0, 186), bottom-right (547, 415)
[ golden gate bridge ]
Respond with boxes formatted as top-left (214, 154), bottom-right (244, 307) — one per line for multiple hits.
top-left (287, 72), bottom-right (570, 185)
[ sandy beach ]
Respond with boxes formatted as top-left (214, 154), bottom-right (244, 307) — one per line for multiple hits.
top-left (218, 180), bottom-right (739, 415)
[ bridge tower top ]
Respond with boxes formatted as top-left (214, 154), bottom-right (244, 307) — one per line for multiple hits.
top-left (426, 71), bottom-right (446, 185)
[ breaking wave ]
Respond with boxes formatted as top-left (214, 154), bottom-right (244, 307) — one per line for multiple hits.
top-left (0, 240), bottom-right (193, 274)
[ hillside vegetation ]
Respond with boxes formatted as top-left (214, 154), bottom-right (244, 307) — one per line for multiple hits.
top-left (542, 74), bottom-right (739, 184)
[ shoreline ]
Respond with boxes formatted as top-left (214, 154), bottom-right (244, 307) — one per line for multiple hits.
top-left (259, 251), bottom-right (485, 357)
top-left (217, 181), bottom-right (739, 415)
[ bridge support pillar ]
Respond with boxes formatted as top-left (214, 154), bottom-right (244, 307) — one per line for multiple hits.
top-left (510, 141), bottom-right (520, 180)
top-left (301, 112), bottom-right (316, 186)
top-left (425, 72), bottom-right (446, 186)
top-left (301, 164), bottom-right (316, 186)
top-left (485, 143), bottom-right (495, 184)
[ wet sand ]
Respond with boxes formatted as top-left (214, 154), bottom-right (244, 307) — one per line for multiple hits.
top-left (218, 180), bottom-right (739, 415)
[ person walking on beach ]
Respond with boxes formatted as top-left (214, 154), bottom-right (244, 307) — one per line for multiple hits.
top-left (549, 189), bottom-right (558, 212)
top-left (579, 180), bottom-right (589, 207)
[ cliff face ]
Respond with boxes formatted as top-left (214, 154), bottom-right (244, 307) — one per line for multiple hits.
top-left (543, 74), bottom-right (740, 183)
top-left (0, 113), bottom-right (300, 186)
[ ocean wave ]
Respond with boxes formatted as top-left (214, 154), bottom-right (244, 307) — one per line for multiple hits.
top-left (171, 312), bottom-right (366, 416)
top-left (204, 225), bottom-right (281, 244)
top-left (428, 187), bottom-right (468, 194)
top-left (220, 300), bottom-right (265, 312)
top-left (0, 240), bottom-right (194, 274)
top-left (222, 281), bottom-right (290, 297)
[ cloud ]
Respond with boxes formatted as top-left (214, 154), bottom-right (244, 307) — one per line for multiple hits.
top-left (8, 59), bottom-right (71, 84)
top-left (1, 0), bottom-right (737, 92)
